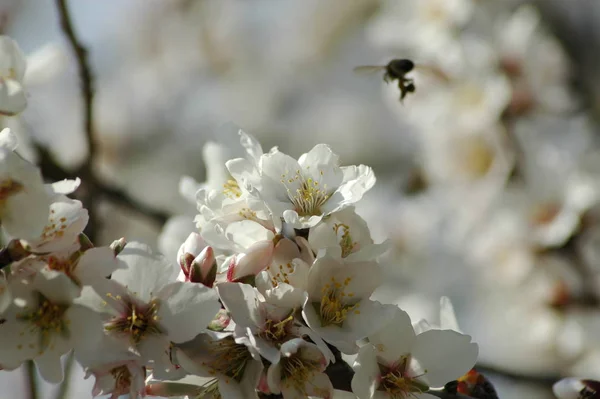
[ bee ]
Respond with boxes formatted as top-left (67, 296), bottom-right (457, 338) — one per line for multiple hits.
top-left (354, 58), bottom-right (448, 102)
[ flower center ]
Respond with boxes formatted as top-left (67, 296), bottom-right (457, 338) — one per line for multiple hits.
top-left (0, 179), bottom-right (23, 205)
top-left (206, 336), bottom-right (252, 382)
top-left (41, 211), bottom-right (69, 241)
top-left (281, 170), bottom-right (330, 217)
top-left (110, 365), bottom-right (133, 395)
top-left (378, 356), bottom-right (429, 399)
top-left (104, 297), bottom-right (162, 344)
top-left (223, 179), bottom-right (242, 199)
top-left (318, 276), bottom-right (359, 327)
top-left (258, 313), bottom-right (295, 344)
top-left (46, 256), bottom-right (79, 284)
top-left (17, 292), bottom-right (69, 353)
top-left (333, 223), bottom-right (357, 258)
top-left (280, 349), bottom-right (323, 395)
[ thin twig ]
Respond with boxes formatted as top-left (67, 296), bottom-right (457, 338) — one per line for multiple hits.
top-left (34, 144), bottom-right (169, 227)
top-left (24, 360), bottom-right (38, 399)
top-left (55, 0), bottom-right (100, 241)
top-left (55, 0), bottom-right (95, 163)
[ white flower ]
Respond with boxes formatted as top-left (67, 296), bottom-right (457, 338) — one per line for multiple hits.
top-left (217, 282), bottom-right (332, 364)
top-left (11, 246), bottom-right (122, 289)
top-left (351, 307), bottom-right (478, 399)
top-left (80, 343), bottom-right (147, 399)
top-left (0, 269), bottom-right (104, 382)
top-left (257, 144), bottom-right (375, 228)
top-left (266, 338), bottom-right (333, 399)
top-left (174, 330), bottom-right (263, 399)
top-left (302, 253), bottom-right (390, 354)
top-left (18, 179), bottom-right (88, 253)
top-left (0, 36), bottom-right (27, 116)
top-left (255, 237), bottom-right (313, 294)
top-left (0, 128), bottom-right (50, 238)
top-left (308, 206), bottom-right (389, 261)
top-left (80, 242), bottom-right (221, 372)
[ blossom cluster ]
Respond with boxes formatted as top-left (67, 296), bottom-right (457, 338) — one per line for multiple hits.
top-left (0, 33), bottom-right (483, 399)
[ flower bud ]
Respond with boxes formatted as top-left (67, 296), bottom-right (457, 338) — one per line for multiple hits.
top-left (208, 308), bottom-right (231, 331)
top-left (227, 240), bottom-right (274, 282)
top-left (189, 246), bottom-right (217, 287)
top-left (177, 232), bottom-right (207, 279)
top-left (109, 237), bottom-right (127, 255)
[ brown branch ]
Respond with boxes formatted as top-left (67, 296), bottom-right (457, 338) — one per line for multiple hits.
top-left (55, 0), bottom-right (95, 164)
top-left (35, 144), bottom-right (169, 227)
top-left (55, 0), bottom-right (100, 241)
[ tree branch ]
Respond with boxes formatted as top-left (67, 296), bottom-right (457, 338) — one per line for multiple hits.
top-left (55, 0), bottom-right (95, 164)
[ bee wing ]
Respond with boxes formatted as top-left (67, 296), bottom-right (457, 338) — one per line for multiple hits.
top-left (353, 65), bottom-right (386, 75)
top-left (413, 64), bottom-right (450, 83)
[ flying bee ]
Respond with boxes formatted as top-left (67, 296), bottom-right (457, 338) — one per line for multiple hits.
top-left (354, 58), bottom-right (448, 102)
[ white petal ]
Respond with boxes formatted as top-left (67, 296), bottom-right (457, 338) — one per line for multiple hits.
top-left (35, 350), bottom-right (64, 383)
top-left (439, 296), bottom-right (461, 332)
top-left (552, 378), bottom-right (587, 399)
top-left (351, 345), bottom-right (379, 399)
top-left (50, 178), bottom-right (81, 195)
top-left (0, 128), bottom-right (17, 150)
top-left (112, 242), bottom-right (178, 301)
top-left (239, 129), bottom-right (263, 164)
top-left (67, 304), bottom-right (104, 354)
top-left (368, 306), bottom-right (416, 365)
top-left (33, 268), bottom-right (79, 304)
top-left (411, 329), bottom-right (479, 388)
top-left (0, 78), bottom-right (27, 116)
top-left (76, 246), bottom-right (125, 285)
top-left (156, 281), bottom-right (220, 343)
top-left (217, 282), bottom-right (263, 329)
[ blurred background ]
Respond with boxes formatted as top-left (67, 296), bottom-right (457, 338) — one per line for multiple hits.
top-left (2, 0), bottom-right (600, 398)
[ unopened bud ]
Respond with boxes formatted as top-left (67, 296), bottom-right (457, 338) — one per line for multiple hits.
top-left (110, 237), bottom-right (127, 255)
top-left (189, 246), bottom-right (217, 287)
top-left (78, 233), bottom-right (95, 251)
top-left (207, 308), bottom-right (231, 331)
top-left (177, 233), bottom-right (206, 276)
top-left (227, 240), bottom-right (274, 282)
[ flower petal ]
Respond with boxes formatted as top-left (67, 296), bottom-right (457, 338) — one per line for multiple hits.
top-left (411, 329), bottom-right (479, 388)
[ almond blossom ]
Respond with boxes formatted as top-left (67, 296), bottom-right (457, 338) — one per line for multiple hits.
top-left (351, 307), bottom-right (478, 399)
top-left (256, 144), bottom-right (375, 228)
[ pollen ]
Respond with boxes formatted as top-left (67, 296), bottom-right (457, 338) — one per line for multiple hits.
top-left (318, 276), bottom-right (359, 327)
top-left (16, 292), bottom-right (69, 352)
top-left (281, 170), bottom-right (330, 217)
top-left (258, 313), bottom-right (295, 344)
top-left (333, 223), bottom-right (358, 258)
top-left (280, 348), bottom-right (323, 395)
top-left (378, 356), bottom-right (429, 399)
top-left (223, 179), bottom-right (242, 199)
top-left (104, 297), bottom-right (162, 344)
top-left (205, 336), bottom-right (252, 382)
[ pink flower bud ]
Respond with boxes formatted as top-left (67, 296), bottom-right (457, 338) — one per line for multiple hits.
top-left (227, 240), bottom-right (274, 282)
top-left (177, 232), bottom-right (206, 280)
top-left (190, 246), bottom-right (217, 287)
